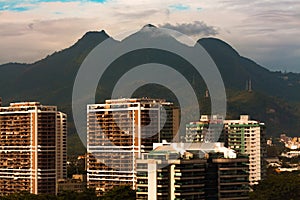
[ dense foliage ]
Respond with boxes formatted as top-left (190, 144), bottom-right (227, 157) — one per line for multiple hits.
top-left (249, 172), bottom-right (300, 200)
top-left (2, 31), bottom-right (300, 156)
top-left (99, 185), bottom-right (136, 200)
top-left (0, 186), bottom-right (135, 200)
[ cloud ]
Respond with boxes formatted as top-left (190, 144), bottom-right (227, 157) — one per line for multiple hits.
top-left (0, 17), bottom-right (102, 64)
top-left (112, 8), bottom-right (162, 20)
top-left (159, 21), bottom-right (219, 36)
top-left (0, 0), bottom-right (299, 72)
top-left (0, 22), bottom-right (29, 36)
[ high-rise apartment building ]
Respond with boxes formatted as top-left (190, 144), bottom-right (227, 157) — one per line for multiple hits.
top-left (0, 102), bottom-right (67, 195)
top-left (224, 115), bottom-right (266, 185)
top-left (136, 143), bottom-right (249, 200)
top-left (185, 115), bottom-right (223, 143)
top-left (87, 98), bottom-right (179, 195)
top-left (185, 115), bottom-right (266, 186)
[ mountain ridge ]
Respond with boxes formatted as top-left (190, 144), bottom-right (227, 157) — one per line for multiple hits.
top-left (0, 28), bottom-right (299, 156)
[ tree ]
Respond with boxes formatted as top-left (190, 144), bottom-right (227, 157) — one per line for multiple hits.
top-left (0, 189), bottom-right (97, 200)
top-left (0, 191), bottom-right (48, 200)
top-left (99, 185), bottom-right (135, 200)
top-left (57, 188), bottom-right (97, 200)
top-left (250, 172), bottom-right (300, 200)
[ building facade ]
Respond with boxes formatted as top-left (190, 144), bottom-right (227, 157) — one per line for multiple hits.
top-left (185, 115), bottom-right (223, 143)
top-left (0, 102), bottom-right (67, 195)
top-left (205, 154), bottom-right (249, 200)
top-left (87, 98), bottom-right (179, 195)
top-left (136, 143), bottom-right (249, 200)
top-left (224, 115), bottom-right (266, 185)
top-left (58, 174), bottom-right (87, 194)
top-left (185, 115), bottom-right (266, 186)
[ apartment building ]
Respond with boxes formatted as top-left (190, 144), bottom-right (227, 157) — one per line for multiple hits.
top-left (185, 115), bottom-right (223, 143)
top-left (87, 98), bottom-right (179, 195)
top-left (224, 115), bottom-right (266, 185)
top-left (185, 115), bottom-right (266, 186)
top-left (206, 153), bottom-right (249, 200)
top-left (0, 102), bottom-right (67, 195)
top-left (136, 143), bottom-right (249, 200)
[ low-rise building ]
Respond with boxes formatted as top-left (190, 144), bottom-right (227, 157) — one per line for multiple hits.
top-left (281, 151), bottom-right (300, 158)
top-left (58, 174), bottom-right (87, 193)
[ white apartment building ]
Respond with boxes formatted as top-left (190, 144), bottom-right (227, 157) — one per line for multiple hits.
top-left (87, 98), bottom-right (179, 195)
top-left (224, 115), bottom-right (266, 185)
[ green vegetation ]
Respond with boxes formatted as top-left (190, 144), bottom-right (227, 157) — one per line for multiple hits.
top-left (0, 186), bottom-right (135, 200)
top-left (57, 189), bottom-right (97, 200)
top-left (67, 155), bottom-right (86, 178)
top-left (249, 172), bottom-right (300, 200)
top-left (99, 185), bottom-right (136, 200)
top-left (2, 31), bottom-right (300, 157)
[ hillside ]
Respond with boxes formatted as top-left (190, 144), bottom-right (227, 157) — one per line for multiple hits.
top-left (198, 38), bottom-right (300, 102)
top-left (0, 27), bottom-right (300, 155)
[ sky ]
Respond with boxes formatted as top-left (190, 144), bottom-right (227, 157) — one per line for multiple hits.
top-left (0, 0), bottom-right (299, 72)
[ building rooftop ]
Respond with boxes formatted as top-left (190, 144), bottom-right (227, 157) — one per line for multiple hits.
top-left (10, 102), bottom-right (41, 107)
top-left (105, 98), bottom-right (168, 104)
top-left (0, 102), bottom-right (57, 112)
top-left (151, 142), bottom-right (237, 159)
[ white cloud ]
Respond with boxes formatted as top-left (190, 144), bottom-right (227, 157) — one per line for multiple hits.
top-left (159, 21), bottom-right (219, 36)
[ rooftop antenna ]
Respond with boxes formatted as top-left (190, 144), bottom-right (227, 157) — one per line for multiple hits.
top-left (205, 89), bottom-right (209, 98)
top-left (246, 78), bottom-right (252, 92)
top-left (248, 79), bottom-right (252, 92)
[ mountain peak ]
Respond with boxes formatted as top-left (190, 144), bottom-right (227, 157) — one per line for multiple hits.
top-left (1, 27), bottom-right (300, 138)
top-left (73, 30), bottom-right (110, 49)
top-left (197, 37), bottom-right (240, 57)
top-left (81, 30), bottom-right (110, 40)
top-left (142, 24), bottom-right (157, 29)
top-left (139, 24), bottom-right (158, 32)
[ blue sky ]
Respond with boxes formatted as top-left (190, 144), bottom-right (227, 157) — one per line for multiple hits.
top-left (169, 4), bottom-right (190, 11)
top-left (0, 0), bottom-right (107, 11)
top-left (0, 0), bottom-right (299, 72)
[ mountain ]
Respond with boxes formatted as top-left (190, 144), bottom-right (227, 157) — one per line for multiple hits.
top-left (1, 27), bottom-right (300, 155)
top-left (198, 38), bottom-right (300, 102)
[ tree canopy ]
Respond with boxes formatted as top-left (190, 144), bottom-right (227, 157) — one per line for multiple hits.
top-left (250, 172), bottom-right (300, 200)
top-left (0, 186), bottom-right (135, 200)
